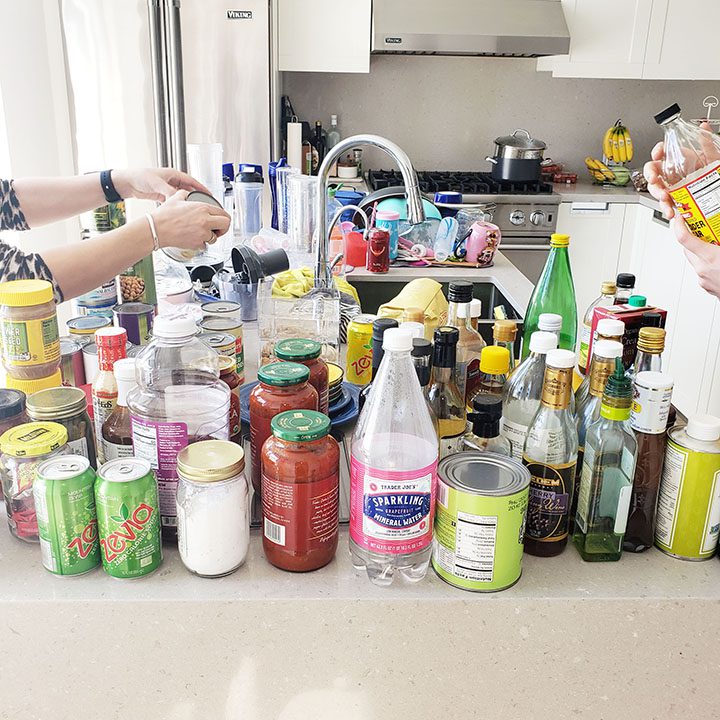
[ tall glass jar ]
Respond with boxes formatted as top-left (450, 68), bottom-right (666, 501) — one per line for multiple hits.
top-left (176, 440), bottom-right (249, 577)
top-left (127, 315), bottom-right (230, 539)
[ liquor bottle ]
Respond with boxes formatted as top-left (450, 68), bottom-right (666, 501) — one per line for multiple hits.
top-left (463, 395), bottom-right (512, 456)
top-left (101, 358), bottom-right (137, 461)
top-left (501, 330), bottom-right (558, 460)
top-left (627, 327), bottom-right (666, 380)
top-left (624, 371), bottom-right (674, 552)
top-left (445, 281), bottom-right (485, 401)
top-left (358, 317), bottom-right (398, 412)
top-left (308, 120), bottom-right (325, 176)
top-left (574, 359), bottom-right (638, 561)
top-left (573, 340), bottom-right (624, 526)
top-left (350, 328), bottom-right (439, 585)
top-left (326, 114), bottom-right (341, 177)
top-left (427, 327), bottom-right (467, 458)
top-left (578, 280), bottom-right (616, 375)
top-left (575, 317), bottom-right (625, 408)
top-left (493, 320), bottom-right (517, 373)
top-left (614, 273), bottom-right (636, 305)
top-left (411, 338), bottom-right (432, 388)
top-left (641, 311), bottom-right (663, 328)
top-left (523, 349), bottom-right (578, 557)
top-left (473, 346), bottom-right (510, 400)
top-left (520, 234), bottom-right (577, 361)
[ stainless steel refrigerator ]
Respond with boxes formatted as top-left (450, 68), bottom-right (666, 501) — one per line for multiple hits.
top-left (59, 0), bottom-right (280, 178)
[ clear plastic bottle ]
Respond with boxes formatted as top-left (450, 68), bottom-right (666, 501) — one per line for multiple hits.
top-left (578, 280), bottom-right (616, 375)
top-left (655, 103), bottom-right (720, 244)
top-left (127, 316), bottom-right (230, 539)
top-left (464, 395), bottom-right (512, 456)
top-left (349, 328), bottom-right (439, 586)
top-left (501, 330), bottom-right (558, 460)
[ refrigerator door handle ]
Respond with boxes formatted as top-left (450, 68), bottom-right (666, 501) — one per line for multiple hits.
top-left (147, 0), bottom-right (171, 167)
top-left (166, 0), bottom-right (188, 171)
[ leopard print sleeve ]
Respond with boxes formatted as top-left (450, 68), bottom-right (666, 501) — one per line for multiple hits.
top-left (1, 179), bottom-right (29, 231)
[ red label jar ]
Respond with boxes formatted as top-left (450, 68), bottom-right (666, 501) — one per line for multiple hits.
top-left (249, 362), bottom-right (318, 494)
top-left (274, 338), bottom-right (329, 415)
top-left (218, 355), bottom-right (242, 442)
top-left (261, 410), bottom-right (339, 571)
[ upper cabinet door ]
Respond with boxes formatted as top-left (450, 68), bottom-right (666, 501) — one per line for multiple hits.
top-left (537, 0), bottom-right (653, 79)
top-left (643, 0), bottom-right (720, 80)
top-left (278, 0), bottom-right (371, 73)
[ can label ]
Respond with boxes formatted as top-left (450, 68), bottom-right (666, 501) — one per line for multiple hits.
top-left (350, 457), bottom-right (437, 555)
top-left (102, 440), bottom-right (135, 462)
top-left (523, 459), bottom-right (575, 543)
top-left (669, 161), bottom-right (720, 244)
top-left (432, 478), bottom-right (528, 591)
top-left (501, 418), bottom-right (529, 461)
top-left (630, 381), bottom-right (673, 434)
top-left (1, 315), bottom-right (60, 367)
top-left (346, 326), bottom-right (373, 385)
top-left (655, 440), bottom-right (720, 558)
top-left (119, 255), bottom-right (157, 305)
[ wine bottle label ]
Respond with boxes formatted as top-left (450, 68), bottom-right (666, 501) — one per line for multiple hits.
top-left (540, 367), bottom-right (572, 410)
top-left (600, 403), bottom-right (631, 421)
top-left (669, 161), bottom-right (720, 245)
top-left (501, 418), bottom-right (529, 461)
top-left (523, 459), bottom-right (576, 542)
top-left (464, 358), bottom-right (482, 402)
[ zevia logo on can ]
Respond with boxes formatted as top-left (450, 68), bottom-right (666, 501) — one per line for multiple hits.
top-left (100, 502), bottom-right (155, 563)
top-left (364, 492), bottom-right (431, 529)
top-left (67, 519), bottom-right (99, 559)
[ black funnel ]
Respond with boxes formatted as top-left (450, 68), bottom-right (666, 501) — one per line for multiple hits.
top-left (231, 246), bottom-right (289, 284)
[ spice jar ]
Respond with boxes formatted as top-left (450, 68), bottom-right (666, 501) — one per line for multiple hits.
top-left (261, 410), bottom-right (339, 572)
top-left (176, 440), bottom-right (249, 577)
top-left (0, 280), bottom-right (60, 380)
top-left (249, 362), bottom-right (319, 494)
top-left (0, 421), bottom-right (68, 541)
top-left (218, 355), bottom-right (242, 442)
top-left (26, 387), bottom-right (97, 468)
top-left (274, 338), bottom-right (330, 414)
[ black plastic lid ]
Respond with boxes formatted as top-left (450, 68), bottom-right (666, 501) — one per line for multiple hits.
top-left (654, 103), bottom-right (681, 125)
top-left (372, 317), bottom-right (398, 340)
top-left (448, 281), bottom-right (473, 304)
top-left (0, 389), bottom-right (25, 420)
top-left (469, 394), bottom-right (502, 437)
top-left (642, 311), bottom-right (664, 328)
top-left (433, 326), bottom-right (459, 368)
top-left (231, 246), bottom-right (289, 283)
top-left (411, 338), bottom-right (432, 358)
top-left (237, 170), bottom-right (263, 184)
top-left (616, 273), bottom-right (636, 289)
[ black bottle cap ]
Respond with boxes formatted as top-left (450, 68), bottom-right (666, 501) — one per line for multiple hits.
top-left (237, 170), bottom-right (264, 184)
top-left (0, 389), bottom-right (25, 420)
top-left (642, 311), bottom-right (664, 328)
top-left (616, 273), bottom-right (636, 289)
top-left (469, 394), bottom-right (503, 438)
top-left (448, 281), bottom-right (473, 304)
top-left (411, 338), bottom-right (432, 358)
top-left (433, 326), bottom-right (459, 368)
top-left (654, 103), bottom-right (681, 125)
top-left (372, 317), bottom-right (398, 340)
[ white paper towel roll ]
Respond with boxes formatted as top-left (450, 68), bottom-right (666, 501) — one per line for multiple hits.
top-left (287, 122), bottom-right (303, 173)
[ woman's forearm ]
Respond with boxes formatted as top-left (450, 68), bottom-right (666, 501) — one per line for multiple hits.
top-left (41, 218), bottom-right (153, 300)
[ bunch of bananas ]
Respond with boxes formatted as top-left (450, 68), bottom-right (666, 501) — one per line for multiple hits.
top-left (585, 157), bottom-right (631, 185)
top-left (603, 120), bottom-right (633, 164)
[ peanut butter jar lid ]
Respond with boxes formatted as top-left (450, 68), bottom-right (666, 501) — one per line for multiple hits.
top-left (177, 440), bottom-right (245, 482)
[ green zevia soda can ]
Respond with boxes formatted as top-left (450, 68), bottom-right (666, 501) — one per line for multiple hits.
top-left (34, 456), bottom-right (100, 576)
top-left (432, 452), bottom-right (530, 592)
top-left (655, 415), bottom-right (720, 560)
top-left (95, 458), bottom-right (162, 578)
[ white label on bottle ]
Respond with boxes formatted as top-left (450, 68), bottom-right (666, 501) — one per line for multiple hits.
top-left (702, 471), bottom-right (720, 554)
top-left (501, 418), bottom-right (529, 461)
top-left (578, 323), bottom-right (591, 370)
top-left (67, 437), bottom-right (88, 459)
top-left (525, 425), bottom-right (569, 466)
top-left (614, 483), bottom-right (632, 535)
top-left (630, 382), bottom-right (673, 434)
top-left (575, 444), bottom-right (594, 533)
top-left (655, 442), bottom-right (686, 547)
top-left (102, 439), bottom-right (134, 462)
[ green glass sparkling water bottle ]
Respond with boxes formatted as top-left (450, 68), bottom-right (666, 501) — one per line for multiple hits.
top-left (520, 233), bottom-right (577, 361)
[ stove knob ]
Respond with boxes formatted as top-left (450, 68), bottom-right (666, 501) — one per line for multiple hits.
top-left (509, 210), bottom-right (525, 226)
top-left (530, 211), bottom-right (546, 226)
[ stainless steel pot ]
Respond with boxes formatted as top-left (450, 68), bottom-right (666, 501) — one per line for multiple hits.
top-left (491, 129), bottom-right (546, 160)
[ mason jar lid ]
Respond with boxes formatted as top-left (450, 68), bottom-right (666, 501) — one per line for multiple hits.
top-left (0, 389), bottom-right (25, 420)
top-left (274, 338), bottom-right (322, 361)
top-left (177, 440), bottom-right (245, 482)
top-left (0, 421), bottom-right (67, 457)
top-left (27, 386), bottom-right (87, 420)
top-left (257, 361), bottom-right (309, 386)
top-left (271, 410), bottom-right (331, 442)
top-left (217, 355), bottom-right (236, 373)
top-left (0, 279), bottom-right (54, 306)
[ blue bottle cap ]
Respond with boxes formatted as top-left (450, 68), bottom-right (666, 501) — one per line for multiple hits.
top-left (222, 163), bottom-right (235, 181)
top-left (434, 191), bottom-right (463, 205)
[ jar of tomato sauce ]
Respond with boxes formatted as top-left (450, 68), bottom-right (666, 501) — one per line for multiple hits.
top-left (249, 362), bottom-right (318, 494)
top-left (218, 355), bottom-right (242, 443)
top-left (274, 338), bottom-right (329, 415)
top-left (261, 410), bottom-right (339, 572)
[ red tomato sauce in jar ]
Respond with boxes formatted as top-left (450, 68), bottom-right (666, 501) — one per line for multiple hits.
top-left (261, 410), bottom-right (339, 572)
top-left (249, 362), bottom-right (318, 494)
top-left (274, 338), bottom-right (329, 415)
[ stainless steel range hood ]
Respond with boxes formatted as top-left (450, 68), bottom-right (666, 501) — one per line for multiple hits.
top-left (371, 0), bottom-right (570, 58)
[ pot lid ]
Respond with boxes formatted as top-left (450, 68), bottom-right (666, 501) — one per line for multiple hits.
top-left (494, 128), bottom-right (546, 150)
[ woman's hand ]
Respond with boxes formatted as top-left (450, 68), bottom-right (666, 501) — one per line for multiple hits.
top-left (113, 168), bottom-right (211, 202)
top-left (150, 191), bottom-right (231, 250)
top-left (671, 216), bottom-right (720, 299)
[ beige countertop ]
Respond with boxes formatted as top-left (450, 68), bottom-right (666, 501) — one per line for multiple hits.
top-left (555, 181), bottom-right (661, 211)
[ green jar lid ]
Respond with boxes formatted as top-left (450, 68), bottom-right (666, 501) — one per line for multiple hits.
top-left (271, 410), bottom-right (331, 442)
top-left (628, 295), bottom-right (647, 307)
top-left (257, 361), bottom-right (310, 387)
top-left (274, 338), bottom-right (322, 361)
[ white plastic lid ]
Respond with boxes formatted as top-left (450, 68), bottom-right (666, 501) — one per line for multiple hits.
top-left (458, 303), bottom-right (469, 318)
top-left (399, 321), bottom-right (425, 339)
top-left (593, 339), bottom-right (623, 359)
top-left (545, 348), bottom-right (575, 369)
top-left (635, 371), bottom-right (674, 391)
top-left (469, 299), bottom-right (483, 318)
top-left (113, 357), bottom-right (137, 382)
top-left (687, 414), bottom-right (720, 442)
top-left (383, 327), bottom-right (413, 352)
top-left (597, 318), bottom-right (625, 337)
top-left (152, 315), bottom-right (198, 339)
top-left (538, 313), bottom-right (562, 332)
top-left (529, 331), bottom-right (558, 354)
top-left (376, 210), bottom-right (400, 221)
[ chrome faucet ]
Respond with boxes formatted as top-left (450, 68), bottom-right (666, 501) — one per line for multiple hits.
top-left (314, 134), bottom-right (426, 289)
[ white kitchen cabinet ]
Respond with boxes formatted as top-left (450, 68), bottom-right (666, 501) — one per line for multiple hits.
top-left (277, 0), bottom-right (371, 73)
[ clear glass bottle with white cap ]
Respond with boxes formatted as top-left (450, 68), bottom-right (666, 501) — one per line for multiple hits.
top-left (127, 315), bottom-right (230, 539)
top-left (576, 317), bottom-right (625, 408)
top-left (350, 327), bottom-right (438, 586)
top-left (501, 330), bottom-right (558, 460)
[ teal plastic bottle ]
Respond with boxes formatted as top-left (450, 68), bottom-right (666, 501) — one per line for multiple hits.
top-left (520, 233), bottom-right (577, 360)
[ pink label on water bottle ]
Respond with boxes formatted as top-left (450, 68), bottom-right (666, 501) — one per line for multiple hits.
top-left (349, 456), bottom-right (438, 555)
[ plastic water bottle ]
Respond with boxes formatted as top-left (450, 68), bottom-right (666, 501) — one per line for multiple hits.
top-left (349, 328), bottom-right (439, 585)
top-left (433, 217), bottom-right (459, 262)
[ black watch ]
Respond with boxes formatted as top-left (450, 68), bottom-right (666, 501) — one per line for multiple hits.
top-left (100, 169), bottom-right (123, 203)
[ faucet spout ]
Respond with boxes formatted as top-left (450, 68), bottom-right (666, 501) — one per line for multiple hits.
top-left (313, 134), bottom-right (426, 289)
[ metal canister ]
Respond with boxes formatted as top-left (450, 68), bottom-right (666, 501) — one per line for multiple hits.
top-left (112, 302), bottom-right (154, 346)
top-left (95, 458), bottom-right (162, 579)
top-left (59, 337), bottom-right (85, 386)
top-left (432, 452), bottom-right (530, 592)
top-left (198, 316), bottom-right (244, 382)
top-left (67, 316), bottom-right (111, 346)
top-left (199, 331), bottom-right (237, 366)
top-left (655, 415), bottom-right (720, 560)
top-left (201, 300), bottom-right (241, 321)
top-left (33, 456), bottom-right (100, 576)
top-left (345, 313), bottom-right (376, 385)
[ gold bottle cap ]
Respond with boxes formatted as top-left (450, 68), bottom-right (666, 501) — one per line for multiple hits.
top-left (637, 327), bottom-right (666, 353)
top-left (177, 440), bottom-right (245, 482)
top-left (601, 281), bottom-right (617, 295)
top-left (493, 320), bottom-right (517, 343)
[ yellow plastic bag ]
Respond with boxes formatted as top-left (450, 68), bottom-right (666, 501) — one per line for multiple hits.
top-left (377, 278), bottom-right (448, 339)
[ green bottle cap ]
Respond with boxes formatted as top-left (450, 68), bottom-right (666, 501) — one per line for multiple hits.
top-left (600, 358), bottom-right (633, 421)
top-left (274, 338), bottom-right (322, 361)
top-left (628, 295), bottom-right (647, 307)
top-left (271, 410), bottom-right (331, 442)
top-left (257, 361), bottom-right (310, 387)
